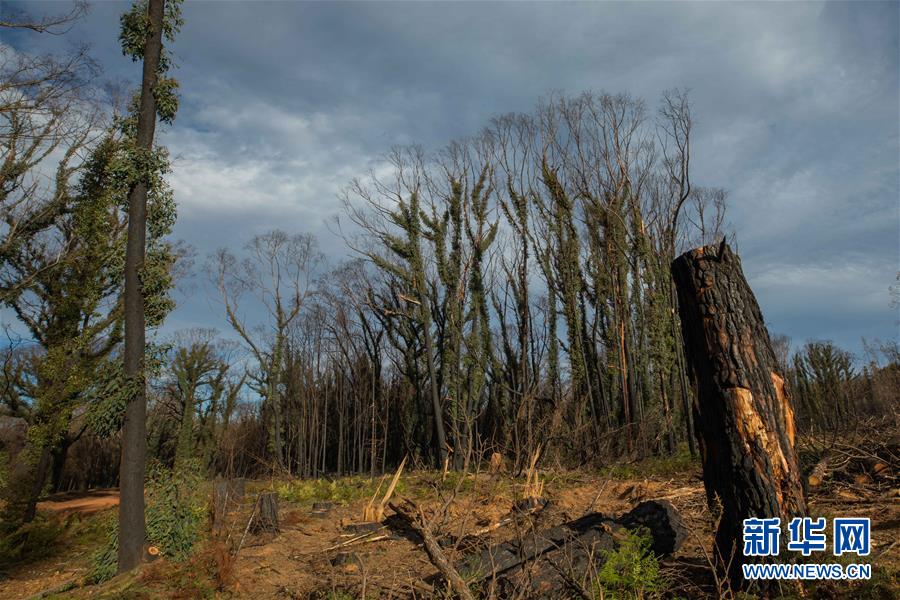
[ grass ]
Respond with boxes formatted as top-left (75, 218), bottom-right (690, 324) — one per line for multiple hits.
top-left (598, 444), bottom-right (698, 480)
top-left (275, 474), bottom-right (409, 507)
top-left (0, 505), bottom-right (114, 568)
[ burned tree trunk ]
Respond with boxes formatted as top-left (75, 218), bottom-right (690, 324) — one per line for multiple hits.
top-left (672, 242), bottom-right (806, 583)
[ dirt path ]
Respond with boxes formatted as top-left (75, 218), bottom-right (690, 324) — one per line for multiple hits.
top-left (36, 488), bottom-right (119, 517)
top-left (0, 490), bottom-right (120, 600)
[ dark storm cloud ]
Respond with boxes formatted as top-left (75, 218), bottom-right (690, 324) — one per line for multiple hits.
top-left (4, 0), bottom-right (897, 355)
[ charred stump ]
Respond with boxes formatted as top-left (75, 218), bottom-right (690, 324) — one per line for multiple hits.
top-left (671, 242), bottom-right (806, 583)
top-left (251, 491), bottom-right (280, 534)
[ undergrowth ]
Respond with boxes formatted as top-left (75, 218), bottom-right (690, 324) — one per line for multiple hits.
top-left (599, 444), bottom-right (697, 480)
top-left (595, 528), bottom-right (665, 600)
top-left (0, 515), bottom-right (66, 566)
top-left (89, 461), bottom-right (205, 584)
top-left (276, 475), bottom-right (408, 506)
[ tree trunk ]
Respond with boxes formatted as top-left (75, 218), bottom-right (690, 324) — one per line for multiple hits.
top-left (671, 242), bottom-right (806, 585)
top-left (423, 321), bottom-right (448, 466)
top-left (118, 0), bottom-right (165, 574)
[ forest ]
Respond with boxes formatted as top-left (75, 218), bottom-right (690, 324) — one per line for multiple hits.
top-left (0, 1), bottom-right (897, 599)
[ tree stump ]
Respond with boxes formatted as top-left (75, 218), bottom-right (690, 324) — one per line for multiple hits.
top-left (671, 242), bottom-right (806, 583)
top-left (251, 492), bottom-right (280, 534)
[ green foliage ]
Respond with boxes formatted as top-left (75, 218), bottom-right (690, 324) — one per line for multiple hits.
top-left (146, 461), bottom-right (205, 558)
top-left (119, 0), bottom-right (183, 69)
top-left (595, 528), bottom-right (664, 600)
top-left (791, 340), bottom-right (857, 430)
top-left (599, 444), bottom-right (696, 480)
top-left (0, 516), bottom-right (66, 566)
top-left (84, 343), bottom-right (169, 438)
top-left (153, 76), bottom-right (180, 124)
top-left (276, 475), bottom-right (407, 506)
top-left (89, 462), bottom-right (205, 583)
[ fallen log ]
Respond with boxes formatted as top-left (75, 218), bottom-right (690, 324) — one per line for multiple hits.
top-left (389, 500), bottom-right (475, 600)
top-left (672, 242), bottom-right (807, 585)
top-left (460, 499), bottom-right (686, 598)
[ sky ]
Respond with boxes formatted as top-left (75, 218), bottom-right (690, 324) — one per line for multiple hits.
top-left (3, 0), bottom-right (899, 359)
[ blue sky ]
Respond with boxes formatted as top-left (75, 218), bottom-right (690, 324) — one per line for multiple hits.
top-left (3, 0), bottom-right (898, 359)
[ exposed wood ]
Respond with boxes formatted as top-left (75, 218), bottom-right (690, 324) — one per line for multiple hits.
top-left (807, 456), bottom-right (830, 488)
top-left (363, 455), bottom-right (406, 522)
top-left (523, 445), bottom-right (544, 499)
top-left (671, 242), bottom-right (807, 584)
top-left (323, 531), bottom-right (390, 552)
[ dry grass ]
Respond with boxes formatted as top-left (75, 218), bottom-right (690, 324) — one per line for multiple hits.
top-left (2, 430), bottom-right (898, 599)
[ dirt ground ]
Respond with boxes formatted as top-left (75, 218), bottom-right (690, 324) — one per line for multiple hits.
top-left (36, 489), bottom-right (120, 517)
top-left (1, 461), bottom-right (897, 600)
top-left (230, 472), bottom-right (713, 598)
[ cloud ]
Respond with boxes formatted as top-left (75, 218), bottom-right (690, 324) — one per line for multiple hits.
top-left (2, 0), bottom-right (896, 356)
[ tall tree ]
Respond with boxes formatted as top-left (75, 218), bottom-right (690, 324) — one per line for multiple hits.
top-left (117, 0), bottom-right (182, 573)
top-left (0, 136), bottom-right (126, 528)
top-left (344, 148), bottom-right (450, 465)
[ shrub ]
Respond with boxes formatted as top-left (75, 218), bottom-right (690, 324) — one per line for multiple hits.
top-left (595, 528), bottom-right (664, 600)
top-left (0, 516), bottom-right (66, 566)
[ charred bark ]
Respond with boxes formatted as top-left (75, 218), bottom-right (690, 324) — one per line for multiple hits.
top-left (459, 500), bottom-right (686, 599)
top-left (671, 242), bottom-right (806, 584)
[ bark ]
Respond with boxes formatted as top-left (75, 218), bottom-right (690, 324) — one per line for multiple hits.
top-left (118, 0), bottom-right (165, 574)
top-left (671, 242), bottom-right (806, 584)
top-left (22, 445), bottom-right (51, 523)
top-left (423, 322), bottom-right (448, 465)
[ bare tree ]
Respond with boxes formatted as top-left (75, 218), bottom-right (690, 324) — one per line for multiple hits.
top-left (0, 1), bottom-right (88, 34)
top-left (210, 230), bottom-right (321, 471)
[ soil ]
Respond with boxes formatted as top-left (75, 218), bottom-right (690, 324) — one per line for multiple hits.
top-left (1, 466), bottom-right (897, 599)
top-left (36, 489), bottom-right (120, 517)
